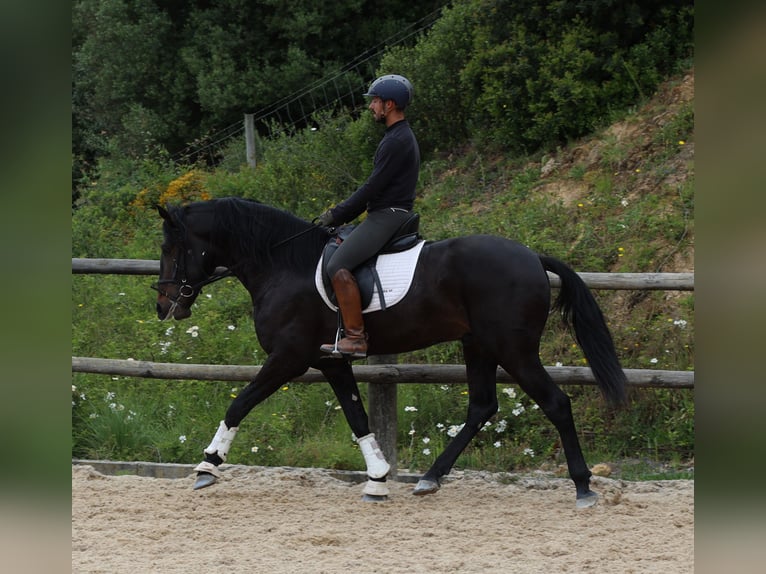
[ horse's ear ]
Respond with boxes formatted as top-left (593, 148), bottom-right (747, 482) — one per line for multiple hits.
top-left (157, 204), bottom-right (172, 223)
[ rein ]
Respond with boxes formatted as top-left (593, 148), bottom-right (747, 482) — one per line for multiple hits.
top-left (270, 223), bottom-right (323, 250)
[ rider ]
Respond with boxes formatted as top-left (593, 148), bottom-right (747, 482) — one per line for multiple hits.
top-left (316, 74), bottom-right (420, 358)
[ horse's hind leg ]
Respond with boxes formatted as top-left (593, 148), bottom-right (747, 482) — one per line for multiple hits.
top-left (500, 343), bottom-right (597, 508)
top-left (414, 336), bottom-right (498, 495)
top-left (321, 360), bottom-right (391, 501)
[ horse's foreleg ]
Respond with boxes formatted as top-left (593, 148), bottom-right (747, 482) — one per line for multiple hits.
top-left (192, 420), bottom-right (239, 488)
top-left (193, 355), bottom-right (309, 490)
top-left (322, 361), bottom-right (391, 500)
top-left (415, 343), bottom-right (498, 495)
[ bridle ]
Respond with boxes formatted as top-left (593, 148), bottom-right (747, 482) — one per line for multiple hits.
top-left (151, 232), bottom-right (233, 313)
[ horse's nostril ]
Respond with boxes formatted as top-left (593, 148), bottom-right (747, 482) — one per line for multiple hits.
top-left (156, 302), bottom-right (163, 316)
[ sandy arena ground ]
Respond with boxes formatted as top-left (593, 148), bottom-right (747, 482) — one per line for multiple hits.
top-left (72, 464), bottom-right (693, 573)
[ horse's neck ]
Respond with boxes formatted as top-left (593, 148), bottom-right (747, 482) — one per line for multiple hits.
top-left (211, 217), bottom-right (322, 275)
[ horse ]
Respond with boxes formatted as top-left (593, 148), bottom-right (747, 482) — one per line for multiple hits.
top-left (153, 196), bottom-right (627, 508)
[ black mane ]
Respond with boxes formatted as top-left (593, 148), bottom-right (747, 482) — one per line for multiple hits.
top-left (172, 197), bottom-right (329, 271)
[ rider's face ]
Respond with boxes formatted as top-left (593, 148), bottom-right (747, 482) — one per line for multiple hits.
top-left (368, 97), bottom-right (389, 123)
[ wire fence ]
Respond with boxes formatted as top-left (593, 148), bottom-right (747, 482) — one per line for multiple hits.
top-left (172, 5), bottom-right (446, 165)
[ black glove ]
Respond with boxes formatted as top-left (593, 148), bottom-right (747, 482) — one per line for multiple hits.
top-left (316, 209), bottom-right (335, 227)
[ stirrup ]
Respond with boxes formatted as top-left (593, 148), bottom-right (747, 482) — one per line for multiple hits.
top-left (320, 341), bottom-right (367, 359)
top-left (320, 327), bottom-right (344, 358)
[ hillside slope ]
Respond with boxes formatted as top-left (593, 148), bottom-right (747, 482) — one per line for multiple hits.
top-left (413, 69), bottom-right (694, 372)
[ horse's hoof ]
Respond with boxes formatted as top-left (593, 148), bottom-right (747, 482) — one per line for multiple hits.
top-left (193, 472), bottom-right (217, 490)
top-left (412, 479), bottom-right (440, 495)
top-left (576, 490), bottom-right (599, 508)
top-left (361, 494), bottom-right (389, 502)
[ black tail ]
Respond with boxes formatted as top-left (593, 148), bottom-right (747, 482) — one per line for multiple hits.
top-left (540, 255), bottom-right (627, 406)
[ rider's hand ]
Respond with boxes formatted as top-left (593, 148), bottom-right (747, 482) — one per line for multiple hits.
top-left (316, 209), bottom-right (335, 227)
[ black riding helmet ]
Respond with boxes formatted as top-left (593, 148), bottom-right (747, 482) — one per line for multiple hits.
top-left (363, 74), bottom-right (413, 109)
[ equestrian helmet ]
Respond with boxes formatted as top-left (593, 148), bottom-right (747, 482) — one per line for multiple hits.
top-left (363, 74), bottom-right (413, 109)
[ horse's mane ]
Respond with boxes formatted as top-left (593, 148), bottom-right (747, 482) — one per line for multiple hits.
top-left (173, 197), bottom-right (328, 271)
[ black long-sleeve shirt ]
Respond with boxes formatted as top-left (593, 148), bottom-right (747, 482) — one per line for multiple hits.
top-left (330, 119), bottom-right (420, 224)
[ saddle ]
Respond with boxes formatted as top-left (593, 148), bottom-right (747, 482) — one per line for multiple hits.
top-left (321, 212), bottom-right (421, 310)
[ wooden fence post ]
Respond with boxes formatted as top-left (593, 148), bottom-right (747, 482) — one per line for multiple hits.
top-left (244, 113), bottom-right (256, 168)
top-left (366, 354), bottom-right (398, 479)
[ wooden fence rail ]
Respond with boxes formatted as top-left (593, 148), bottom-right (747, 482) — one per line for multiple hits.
top-left (72, 258), bottom-right (695, 291)
top-left (72, 357), bottom-right (694, 389)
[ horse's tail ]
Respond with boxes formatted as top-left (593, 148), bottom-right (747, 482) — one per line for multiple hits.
top-left (540, 255), bottom-right (627, 407)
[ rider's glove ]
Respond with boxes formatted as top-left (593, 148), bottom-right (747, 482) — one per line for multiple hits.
top-left (316, 209), bottom-right (335, 227)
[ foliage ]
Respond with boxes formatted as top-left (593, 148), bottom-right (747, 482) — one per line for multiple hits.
top-left (72, 0), bottom-right (446, 198)
top-left (402, 0), bottom-right (695, 155)
top-left (72, 0), bottom-right (694, 208)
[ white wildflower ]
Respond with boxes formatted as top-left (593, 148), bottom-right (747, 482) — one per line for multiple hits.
top-left (501, 387), bottom-right (517, 399)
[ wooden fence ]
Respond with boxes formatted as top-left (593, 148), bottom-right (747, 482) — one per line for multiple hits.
top-left (72, 258), bottom-right (694, 473)
top-left (72, 258), bottom-right (695, 290)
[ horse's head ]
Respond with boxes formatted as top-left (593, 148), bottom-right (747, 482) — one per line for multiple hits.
top-left (153, 204), bottom-right (216, 321)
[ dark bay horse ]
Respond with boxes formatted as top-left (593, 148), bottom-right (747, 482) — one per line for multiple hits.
top-left (154, 197), bottom-right (626, 507)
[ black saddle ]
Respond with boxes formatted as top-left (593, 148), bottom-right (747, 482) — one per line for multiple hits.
top-left (321, 212), bottom-right (421, 310)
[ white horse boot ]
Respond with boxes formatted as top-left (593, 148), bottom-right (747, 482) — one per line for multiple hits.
top-left (357, 433), bottom-right (390, 499)
top-left (356, 433), bottom-right (390, 478)
top-left (193, 420), bottom-right (238, 489)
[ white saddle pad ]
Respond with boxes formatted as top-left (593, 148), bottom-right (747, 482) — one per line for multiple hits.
top-left (315, 240), bottom-right (426, 313)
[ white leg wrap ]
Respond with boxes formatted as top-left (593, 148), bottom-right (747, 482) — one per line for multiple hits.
top-left (362, 479), bottom-right (390, 497)
top-left (356, 433), bottom-right (390, 479)
top-left (193, 460), bottom-right (222, 477)
top-left (203, 420), bottom-right (239, 461)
